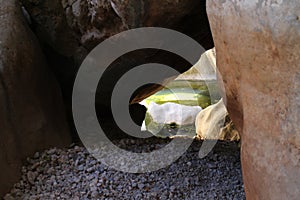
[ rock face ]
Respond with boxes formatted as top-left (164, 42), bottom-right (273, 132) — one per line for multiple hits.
top-left (207, 1), bottom-right (300, 199)
top-left (19, 0), bottom-right (215, 140)
top-left (21, 0), bottom-right (213, 61)
top-left (20, 0), bottom-right (214, 104)
top-left (145, 102), bottom-right (202, 126)
top-left (196, 99), bottom-right (240, 141)
top-left (176, 48), bottom-right (217, 81)
top-left (0, 0), bottom-right (71, 196)
top-left (142, 102), bottom-right (202, 137)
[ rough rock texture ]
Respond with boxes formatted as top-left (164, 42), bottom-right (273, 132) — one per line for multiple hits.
top-left (196, 99), bottom-right (240, 141)
top-left (207, 1), bottom-right (300, 199)
top-left (0, 0), bottom-right (71, 196)
top-left (21, 0), bottom-right (213, 62)
top-left (4, 139), bottom-right (245, 199)
top-left (176, 48), bottom-right (217, 81)
top-left (146, 102), bottom-right (202, 126)
top-left (20, 0), bottom-right (214, 103)
top-left (20, 0), bottom-right (214, 140)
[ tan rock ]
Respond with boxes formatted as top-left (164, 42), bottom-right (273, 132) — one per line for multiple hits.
top-left (195, 98), bottom-right (240, 141)
top-left (176, 48), bottom-right (217, 81)
top-left (207, 0), bottom-right (300, 199)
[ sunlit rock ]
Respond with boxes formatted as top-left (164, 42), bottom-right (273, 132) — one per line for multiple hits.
top-left (141, 102), bottom-right (202, 137)
top-left (195, 99), bottom-right (240, 141)
top-left (176, 48), bottom-right (217, 81)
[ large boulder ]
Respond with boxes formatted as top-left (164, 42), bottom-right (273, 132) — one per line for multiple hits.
top-left (207, 0), bottom-right (300, 199)
top-left (21, 0), bottom-right (213, 61)
top-left (20, 0), bottom-right (214, 104)
top-left (20, 0), bottom-right (214, 140)
top-left (142, 102), bottom-right (202, 137)
top-left (0, 0), bottom-right (71, 196)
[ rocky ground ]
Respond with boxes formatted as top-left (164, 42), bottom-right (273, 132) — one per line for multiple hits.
top-left (4, 138), bottom-right (245, 200)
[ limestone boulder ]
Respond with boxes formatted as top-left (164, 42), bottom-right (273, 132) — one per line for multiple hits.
top-left (0, 0), bottom-right (71, 196)
top-left (207, 0), bottom-right (300, 199)
top-left (176, 48), bottom-right (217, 81)
top-left (195, 98), bottom-right (240, 141)
top-left (145, 102), bottom-right (202, 126)
top-left (142, 102), bottom-right (202, 137)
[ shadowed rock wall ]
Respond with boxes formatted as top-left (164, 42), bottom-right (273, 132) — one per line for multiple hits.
top-left (0, 0), bottom-right (71, 196)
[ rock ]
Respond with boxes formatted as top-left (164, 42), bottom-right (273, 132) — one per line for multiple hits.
top-left (207, 0), bottom-right (300, 199)
top-left (21, 0), bottom-right (213, 61)
top-left (20, 1), bottom-right (214, 141)
top-left (142, 102), bottom-right (202, 136)
top-left (195, 99), bottom-right (240, 141)
top-left (0, 0), bottom-right (71, 196)
top-left (33, 152), bottom-right (40, 159)
top-left (27, 171), bottom-right (37, 185)
top-left (138, 183), bottom-right (145, 189)
top-left (170, 186), bottom-right (176, 191)
top-left (219, 117), bottom-right (240, 141)
top-left (176, 48), bottom-right (217, 81)
top-left (141, 48), bottom-right (224, 138)
top-left (146, 102), bottom-right (202, 126)
top-left (46, 148), bottom-right (57, 155)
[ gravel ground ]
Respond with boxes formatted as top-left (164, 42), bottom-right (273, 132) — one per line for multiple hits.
top-left (4, 138), bottom-right (245, 200)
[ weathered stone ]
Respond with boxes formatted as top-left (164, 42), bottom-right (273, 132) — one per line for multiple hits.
top-left (207, 1), bottom-right (300, 199)
top-left (21, 0), bottom-right (213, 61)
top-left (176, 48), bottom-right (217, 81)
top-left (196, 98), bottom-right (240, 141)
top-left (20, 0), bottom-right (214, 103)
top-left (141, 48), bottom-right (224, 138)
top-left (142, 102), bottom-right (202, 136)
top-left (0, 0), bottom-right (71, 196)
top-left (20, 0), bottom-right (214, 140)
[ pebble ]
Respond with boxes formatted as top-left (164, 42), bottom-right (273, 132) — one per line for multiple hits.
top-left (26, 171), bottom-right (36, 185)
top-left (170, 186), bottom-right (176, 191)
top-left (138, 183), bottom-right (145, 189)
top-left (33, 152), bottom-right (39, 159)
top-left (4, 139), bottom-right (245, 199)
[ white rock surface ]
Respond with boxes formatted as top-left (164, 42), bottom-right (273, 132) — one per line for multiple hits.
top-left (145, 102), bottom-right (202, 126)
top-left (195, 99), bottom-right (227, 140)
top-left (195, 98), bottom-right (240, 141)
top-left (176, 48), bottom-right (216, 81)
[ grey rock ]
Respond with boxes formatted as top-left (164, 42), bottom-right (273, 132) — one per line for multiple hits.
top-left (137, 183), bottom-right (145, 190)
top-left (26, 171), bottom-right (37, 185)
